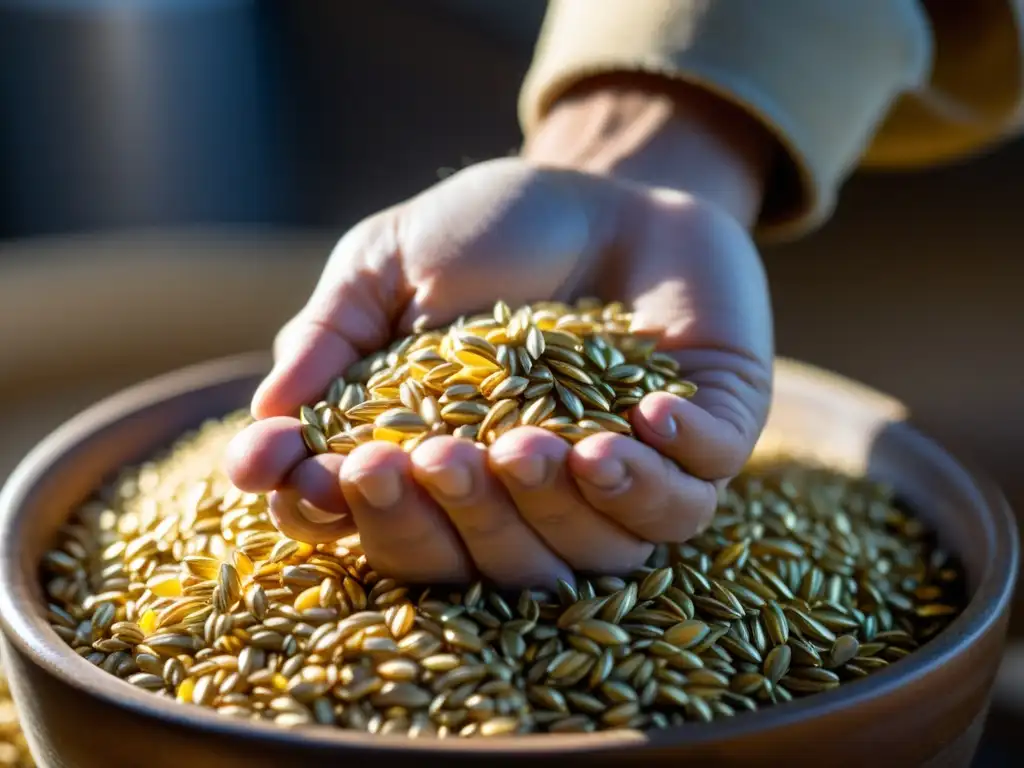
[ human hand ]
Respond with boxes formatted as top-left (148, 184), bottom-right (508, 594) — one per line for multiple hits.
top-left (226, 78), bottom-right (775, 588)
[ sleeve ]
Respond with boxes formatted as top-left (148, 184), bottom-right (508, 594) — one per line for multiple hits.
top-left (518, 0), bottom-right (1024, 240)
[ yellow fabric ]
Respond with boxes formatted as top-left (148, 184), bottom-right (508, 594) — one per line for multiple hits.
top-left (519, 0), bottom-right (1024, 239)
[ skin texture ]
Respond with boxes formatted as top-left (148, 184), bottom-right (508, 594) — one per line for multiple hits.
top-left (225, 76), bottom-right (777, 588)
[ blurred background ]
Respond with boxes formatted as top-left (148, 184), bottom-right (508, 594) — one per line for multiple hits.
top-left (0, 1), bottom-right (1021, 763)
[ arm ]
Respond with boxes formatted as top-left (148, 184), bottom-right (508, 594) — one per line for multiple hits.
top-left (522, 72), bottom-right (776, 230)
top-left (519, 0), bottom-right (1024, 240)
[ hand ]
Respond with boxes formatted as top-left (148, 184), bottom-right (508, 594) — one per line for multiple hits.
top-left (226, 78), bottom-right (775, 588)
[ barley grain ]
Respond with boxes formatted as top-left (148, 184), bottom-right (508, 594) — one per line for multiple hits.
top-left (39, 317), bottom-right (964, 740)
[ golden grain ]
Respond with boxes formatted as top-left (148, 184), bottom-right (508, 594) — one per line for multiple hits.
top-left (38, 318), bottom-right (964, 741)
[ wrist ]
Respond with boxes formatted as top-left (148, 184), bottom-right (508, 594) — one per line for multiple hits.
top-left (522, 73), bottom-right (776, 229)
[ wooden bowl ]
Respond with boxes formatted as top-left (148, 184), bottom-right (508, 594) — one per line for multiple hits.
top-left (0, 354), bottom-right (1016, 767)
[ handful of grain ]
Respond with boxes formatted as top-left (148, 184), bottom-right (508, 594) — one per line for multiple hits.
top-left (41, 401), bottom-right (965, 738)
top-left (296, 298), bottom-right (697, 456)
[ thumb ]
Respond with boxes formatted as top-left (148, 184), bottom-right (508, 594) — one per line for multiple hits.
top-left (252, 211), bottom-right (406, 418)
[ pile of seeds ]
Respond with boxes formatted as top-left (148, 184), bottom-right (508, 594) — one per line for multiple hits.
top-left (41, 411), bottom-right (965, 737)
top-left (296, 299), bottom-right (698, 456)
top-left (0, 666), bottom-right (34, 767)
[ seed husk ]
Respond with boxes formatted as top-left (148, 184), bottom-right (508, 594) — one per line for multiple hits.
top-left (763, 645), bottom-right (792, 683)
top-left (297, 423), bottom-right (327, 455)
top-left (599, 584), bottom-right (638, 625)
top-left (603, 364), bottom-right (645, 385)
top-left (375, 408), bottom-right (428, 434)
top-left (488, 376), bottom-right (530, 401)
top-left (478, 399), bottom-right (519, 439)
top-left (691, 595), bottom-right (744, 622)
top-left (638, 568), bottom-right (673, 601)
top-left (572, 619), bottom-right (630, 646)
top-left (761, 602), bottom-right (790, 646)
top-left (664, 620), bottom-right (710, 649)
top-left (39, 309), bottom-right (965, 742)
top-left (784, 608), bottom-right (837, 645)
top-left (553, 381), bottom-right (585, 422)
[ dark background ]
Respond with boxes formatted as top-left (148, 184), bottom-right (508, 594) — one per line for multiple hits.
top-left (0, 1), bottom-right (1021, 763)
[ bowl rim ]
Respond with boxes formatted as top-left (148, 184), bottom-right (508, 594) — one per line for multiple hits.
top-left (0, 352), bottom-right (1017, 756)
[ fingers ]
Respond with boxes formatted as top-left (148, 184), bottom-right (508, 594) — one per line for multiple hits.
top-left (339, 441), bottom-right (473, 583)
top-left (268, 489), bottom-right (354, 545)
top-left (225, 417), bottom-right (351, 514)
top-left (237, 166), bottom-right (777, 587)
top-left (623, 192), bottom-right (773, 481)
top-left (284, 452), bottom-right (349, 514)
top-left (228, 419), bottom-right (482, 581)
top-left (488, 427), bottom-right (653, 574)
top-left (632, 389), bottom-right (758, 480)
top-left (251, 315), bottom-right (363, 420)
top-left (410, 436), bottom-right (571, 588)
top-left (225, 417), bottom-right (307, 492)
top-left (228, 420), bottom-right (353, 543)
top-left (568, 432), bottom-right (717, 544)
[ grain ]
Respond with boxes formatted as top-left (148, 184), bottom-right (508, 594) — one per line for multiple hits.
top-left (39, 314), bottom-right (965, 740)
top-left (0, 667), bottom-right (33, 767)
top-left (292, 300), bottom-right (698, 455)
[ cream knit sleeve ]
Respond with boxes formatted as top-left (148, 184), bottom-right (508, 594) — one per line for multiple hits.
top-left (518, 0), bottom-right (1024, 239)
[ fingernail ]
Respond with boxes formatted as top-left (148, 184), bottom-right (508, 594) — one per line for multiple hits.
top-left (422, 464), bottom-right (472, 500)
top-left (502, 455), bottom-right (547, 488)
top-left (583, 459), bottom-right (628, 492)
top-left (647, 409), bottom-right (677, 440)
top-left (355, 469), bottom-right (403, 508)
top-left (296, 500), bottom-right (344, 524)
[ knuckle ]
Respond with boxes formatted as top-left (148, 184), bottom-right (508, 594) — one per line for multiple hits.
top-left (370, 518), bottom-right (437, 555)
top-left (453, 507), bottom-right (514, 539)
top-left (703, 441), bottom-right (748, 479)
top-left (608, 489), bottom-right (669, 530)
top-left (518, 501), bottom-right (573, 529)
